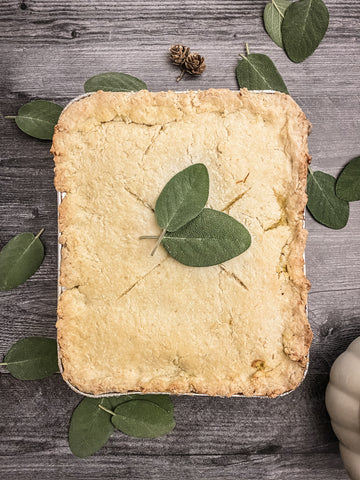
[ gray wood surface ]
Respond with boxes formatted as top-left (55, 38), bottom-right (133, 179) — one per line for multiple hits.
top-left (0, 0), bottom-right (359, 478)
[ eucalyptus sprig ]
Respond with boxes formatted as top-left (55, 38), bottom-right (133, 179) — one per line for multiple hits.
top-left (69, 395), bottom-right (175, 458)
top-left (0, 229), bottom-right (45, 290)
top-left (307, 167), bottom-right (349, 229)
top-left (0, 337), bottom-right (59, 380)
top-left (236, 43), bottom-right (289, 94)
top-left (140, 164), bottom-right (251, 266)
top-left (5, 101), bottom-right (63, 140)
top-left (336, 156), bottom-right (360, 202)
top-left (264, 0), bottom-right (329, 63)
top-left (84, 72), bottom-right (147, 93)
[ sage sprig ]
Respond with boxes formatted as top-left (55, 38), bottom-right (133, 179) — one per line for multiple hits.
top-left (84, 72), bottom-right (147, 93)
top-left (0, 337), bottom-right (59, 380)
top-left (0, 229), bottom-right (45, 291)
top-left (5, 100), bottom-right (63, 140)
top-left (236, 44), bottom-right (289, 94)
top-left (307, 168), bottom-right (349, 229)
top-left (162, 209), bottom-right (252, 267)
top-left (264, 0), bottom-right (291, 48)
top-left (141, 164), bottom-right (251, 266)
top-left (152, 164), bottom-right (209, 255)
top-left (282, 0), bottom-right (329, 63)
top-left (336, 156), bottom-right (360, 202)
top-left (69, 395), bottom-right (175, 457)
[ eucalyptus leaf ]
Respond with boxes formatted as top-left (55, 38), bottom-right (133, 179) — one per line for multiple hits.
top-left (162, 208), bottom-right (251, 267)
top-left (8, 101), bottom-right (63, 140)
top-left (336, 156), bottom-right (360, 202)
top-left (69, 397), bottom-right (114, 458)
top-left (236, 52), bottom-right (289, 94)
top-left (2, 337), bottom-right (58, 380)
top-left (0, 230), bottom-right (44, 291)
top-left (108, 394), bottom-right (174, 414)
top-left (111, 400), bottom-right (175, 438)
top-left (264, 0), bottom-right (291, 48)
top-left (307, 169), bottom-right (349, 229)
top-left (155, 164), bottom-right (209, 232)
top-left (84, 72), bottom-right (147, 93)
top-left (282, 0), bottom-right (329, 63)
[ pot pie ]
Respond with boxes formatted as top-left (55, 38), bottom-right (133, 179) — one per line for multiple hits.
top-left (52, 89), bottom-right (312, 397)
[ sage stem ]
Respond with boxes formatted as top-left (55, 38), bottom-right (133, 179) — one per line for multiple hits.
top-left (151, 228), bottom-right (166, 256)
top-left (4, 116), bottom-right (16, 119)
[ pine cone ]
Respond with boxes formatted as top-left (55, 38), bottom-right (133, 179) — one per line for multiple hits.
top-left (184, 52), bottom-right (206, 75)
top-left (169, 44), bottom-right (190, 65)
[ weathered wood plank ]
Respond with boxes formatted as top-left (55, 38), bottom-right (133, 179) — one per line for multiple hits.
top-left (0, 0), bottom-right (359, 478)
top-left (0, 372), bottom-right (342, 456)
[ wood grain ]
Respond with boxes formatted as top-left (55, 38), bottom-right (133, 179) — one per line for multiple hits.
top-left (0, 0), bottom-right (359, 478)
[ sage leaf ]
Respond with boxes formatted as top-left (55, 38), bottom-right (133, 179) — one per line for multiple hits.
top-left (236, 51), bottom-right (289, 94)
top-left (84, 72), bottom-right (147, 93)
top-left (162, 208), bottom-right (251, 267)
top-left (0, 230), bottom-right (44, 291)
top-left (69, 397), bottom-right (114, 458)
top-left (2, 337), bottom-right (58, 380)
top-left (336, 156), bottom-right (360, 202)
top-left (282, 0), bottom-right (329, 63)
top-left (307, 169), bottom-right (349, 229)
top-left (108, 394), bottom-right (174, 415)
top-left (8, 101), bottom-right (63, 140)
top-left (111, 400), bottom-right (175, 438)
top-left (264, 0), bottom-right (291, 48)
top-left (155, 164), bottom-right (209, 232)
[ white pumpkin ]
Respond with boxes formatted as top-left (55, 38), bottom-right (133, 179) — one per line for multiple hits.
top-left (326, 337), bottom-right (360, 480)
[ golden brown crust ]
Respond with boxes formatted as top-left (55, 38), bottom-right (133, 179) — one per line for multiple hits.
top-left (52, 89), bottom-right (312, 397)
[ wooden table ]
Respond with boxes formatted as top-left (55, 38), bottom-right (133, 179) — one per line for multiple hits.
top-left (1, 1), bottom-right (359, 478)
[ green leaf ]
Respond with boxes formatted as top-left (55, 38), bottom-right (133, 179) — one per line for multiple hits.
top-left (155, 164), bottom-right (209, 232)
top-left (336, 156), bottom-right (360, 202)
top-left (108, 394), bottom-right (174, 415)
top-left (307, 169), bottom-right (349, 229)
top-left (3, 337), bottom-right (58, 380)
top-left (236, 52), bottom-right (289, 94)
top-left (84, 72), bottom-right (147, 93)
top-left (264, 0), bottom-right (291, 48)
top-left (69, 397), bottom-right (114, 458)
top-left (161, 208), bottom-right (251, 267)
top-left (111, 400), bottom-right (175, 438)
top-left (10, 101), bottom-right (63, 140)
top-left (282, 0), bottom-right (329, 63)
top-left (0, 230), bottom-right (44, 291)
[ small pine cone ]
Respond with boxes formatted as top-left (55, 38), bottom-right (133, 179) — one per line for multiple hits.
top-left (169, 44), bottom-right (190, 65)
top-left (184, 52), bottom-right (206, 75)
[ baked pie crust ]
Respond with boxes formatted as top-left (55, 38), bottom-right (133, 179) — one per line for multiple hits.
top-left (52, 89), bottom-right (312, 397)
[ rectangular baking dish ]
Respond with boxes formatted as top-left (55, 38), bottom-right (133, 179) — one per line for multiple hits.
top-left (56, 91), bottom-right (309, 398)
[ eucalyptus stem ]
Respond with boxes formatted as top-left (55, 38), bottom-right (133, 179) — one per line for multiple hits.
top-left (139, 235), bottom-right (160, 240)
top-left (246, 43), bottom-right (250, 56)
top-left (4, 116), bottom-right (16, 119)
top-left (308, 166), bottom-right (314, 175)
top-left (0, 362), bottom-right (8, 366)
top-left (272, 0), bottom-right (285, 18)
top-left (35, 228), bottom-right (45, 239)
top-left (98, 404), bottom-right (115, 416)
top-left (151, 228), bottom-right (166, 256)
